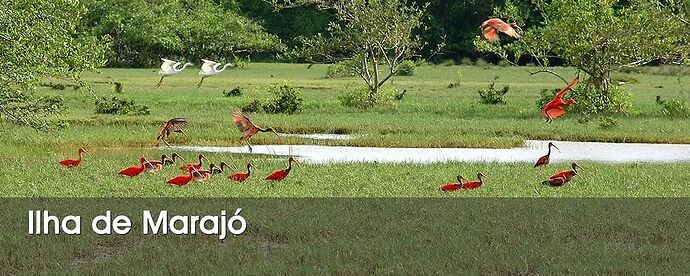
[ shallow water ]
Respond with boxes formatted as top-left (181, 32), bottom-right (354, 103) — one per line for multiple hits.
top-left (278, 133), bottom-right (355, 140)
top-left (167, 140), bottom-right (690, 164)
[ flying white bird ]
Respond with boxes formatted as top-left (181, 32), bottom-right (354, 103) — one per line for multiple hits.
top-left (157, 58), bottom-right (194, 88)
top-left (197, 59), bottom-right (234, 88)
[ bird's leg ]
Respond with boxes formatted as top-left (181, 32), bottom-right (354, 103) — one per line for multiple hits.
top-left (162, 138), bottom-right (171, 147)
top-left (179, 130), bottom-right (189, 137)
top-left (245, 140), bottom-right (253, 153)
top-left (156, 76), bottom-right (165, 88)
top-left (197, 77), bottom-right (205, 88)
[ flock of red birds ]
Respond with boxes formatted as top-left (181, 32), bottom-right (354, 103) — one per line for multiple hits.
top-left (59, 149), bottom-right (299, 187)
top-left (59, 18), bottom-right (582, 191)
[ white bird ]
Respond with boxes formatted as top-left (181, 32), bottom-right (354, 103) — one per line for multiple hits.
top-left (197, 59), bottom-right (234, 88)
top-left (157, 58), bottom-right (194, 88)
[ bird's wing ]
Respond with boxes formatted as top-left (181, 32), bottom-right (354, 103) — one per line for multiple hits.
top-left (545, 106), bottom-right (567, 120)
top-left (554, 77), bottom-right (579, 101)
top-left (494, 22), bottom-right (521, 38)
top-left (200, 60), bottom-right (219, 74)
top-left (166, 118), bottom-right (188, 132)
top-left (161, 59), bottom-right (178, 72)
top-left (232, 112), bottom-right (257, 133)
top-left (482, 26), bottom-right (500, 41)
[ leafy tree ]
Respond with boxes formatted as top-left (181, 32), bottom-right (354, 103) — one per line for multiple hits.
top-left (82, 0), bottom-right (284, 67)
top-left (0, 0), bottom-right (107, 129)
top-left (269, 0), bottom-right (428, 106)
top-left (476, 0), bottom-right (690, 114)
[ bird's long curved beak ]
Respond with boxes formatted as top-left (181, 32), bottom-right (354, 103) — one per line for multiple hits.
top-left (84, 151), bottom-right (92, 157)
top-left (553, 144), bottom-right (561, 153)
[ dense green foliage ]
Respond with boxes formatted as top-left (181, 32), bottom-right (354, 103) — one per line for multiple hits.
top-left (0, 0), bottom-right (106, 130)
top-left (82, 0), bottom-right (284, 67)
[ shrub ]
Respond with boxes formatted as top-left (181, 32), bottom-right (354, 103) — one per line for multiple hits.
top-left (241, 99), bottom-right (264, 113)
top-left (94, 97), bottom-right (149, 115)
top-left (394, 89), bottom-right (406, 101)
top-left (262, 82), bottom-right (303, 114)
top-left (656, 96), bottom-right (689, 117)
top-left (598, 116), bottom-right (618, 129)
top-left (395, 60), bottom-right (416, 76)
top-left (340, 87), bottom-right (397, 108)
top-left (478, 77), bottom-right (510, 105)
top-left (447, 70), bottom-right (463, 89)
top-left (325, 61), bottom-right (357, 78)
top-left (569, 85), bottom-right (634, 115)
top-left (474, 58), bottom-right (490, 67)
top-left (459, 57), bottom-right (473, 65)
top-left (224, 87), bottom-right (243, 97)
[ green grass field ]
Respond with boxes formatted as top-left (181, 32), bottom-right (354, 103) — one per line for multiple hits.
top-left (1, 63), bottom-right (689, 197)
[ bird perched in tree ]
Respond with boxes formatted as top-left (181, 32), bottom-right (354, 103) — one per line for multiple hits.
top-left (549, 163), bottom-right (582, 182)
top-left (197, 59), bottom-right (234, 88)
top-left (157, 118), bottom-right (188, 146)
top-left (229, 163), bottom-right (255, 182)
top-left (157, 59), bottom-right (193, 88)
top-left (542, 77), bottom-right (579, 122)
top-left (265, 156), bottom-right (299, 181)
top-left (534, 142), bottom-right (560, 168)
top-left (232, 111), bottom-right (278, 152)
top-left (480, 18), bottom-right (521, 42)
top-left (59, 147), bottom-right (91, 167)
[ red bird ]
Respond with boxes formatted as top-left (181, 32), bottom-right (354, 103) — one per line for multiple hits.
top-left (59, 147), bottom-right (91, 167)
top-left (265, 156), bottom-right (299, 181)
top-left (191, 163), bottom-right (222, 182)
top-left (542, 77), bottom-right (579, 122)
top-left (440, 175), bottom-right (466, 191)
top-left (144, 155), bottom-right (170, 173)
top-left (117, 157), bottom-right (150, 177)
top-left (229, 163), bottom-right (255, 182)
top-left (480, 18), bottom-right (521, 42)
top-left (461, 172), bottom-right (486, 189)
top-left (179, 154), bottom-right (206, 171)
top-left (549, 163), bottom-right (582, 182)
top-left (157, 118), bottom-right (188, 146)
top-left (233, 111), bottom-right (278, 152)
top-left (166, 167), bottom-right (197, 187)
top-left (534, 142), bottom-right (560, 168)
top-left (542, 176), bottom-right (570, 187)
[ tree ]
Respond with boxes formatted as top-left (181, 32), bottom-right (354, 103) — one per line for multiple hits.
top-left (0, 0), bottom-right (107, 130)
top-left (270, 0), bottom-right (428, 106)
top-left (476, 0), bottom-right (690, 114)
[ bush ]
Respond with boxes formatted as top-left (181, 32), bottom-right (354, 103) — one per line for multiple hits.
top-left (656, 96), bottom-right (689, 117)
top-left (447, 70), bottom-right (463, 89)
top-left (263, 82), bottom-right (303, 114)
top-left (94, 97), bottom-right (149, 115)
top-left (598, 116), bottom-right (618, 129)
top-left (241, 99), bottom-right (264, 113)
top-left (459, 57), bottom-right (473, 66)
top-left (325, 61), bottom-right (357, 78)
top-left (339, 87), bottom-right (397, 108)
top-left (394, 89), bottom-right (406, 101)
top-left (395, 60), bottom-right (416, 76)
top-left (224, 87), bottom-right (243, 97)
top-left (569, 85), bottom-right (634, 115)
top-left (478, 77), bottom-right (510, 105)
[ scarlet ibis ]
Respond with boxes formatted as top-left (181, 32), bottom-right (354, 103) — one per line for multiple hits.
top-left (157, 59), bottom-right (193, 88)
top-left (118, 157), bottom-right (150, 177)
top-left (210, 162), bottom-right (229, 175)
top-left (549, 163), bottom-right (582, 182)
top-left (542, 77), bottom-right (579, 123)
top-left (180, 154), bottom-right (206, 171)
top-left (198, 59), bottom-right (233, 88)
top-left (265, 157), bottom-right (299, 181)
top-left (480, 18), bottom-right (521, 42)
top-left (59, 147), bottom-right (91, 167)
top-left (232, 111), bottom-right (278, 152)
top-left (157, 118), bottom-right (189, 146)
top-left (461, 172), bottom-right (486, 189)
top-left (534, 142), bottom-right (560, 168)
top-left (163, 153), bottom-right (184, 166)
top-left (440, 175), bottom-right (466, 191)
top-left (229, 163), bottom-right (255, 182)
top-left (192, 164), bottom-right (216, 182)
top-left (166, 167), bottom-right (197, 187)
top-left (542, 176), bottom-right (569, 187)
top-left (144, 155), bottom-right (170, 173)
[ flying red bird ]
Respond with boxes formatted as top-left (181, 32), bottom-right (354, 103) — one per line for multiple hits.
top-left (549, 162), bottom-right (582, 182)
top-left (166, 167), bottom-right (197, 187)
top-left (232, 112), bottom-right (278, 152)
top-left (440, 175), bottom-right (466, 191)
top-left (534, 142), bottom-right (560, 168)
top-left (542, 77), bottom-right (579, 122)
top-left (265, 156), bottom-right (299, 181)
top-left (461, 172), bottom-right (486, 189)
top-left (229, 163), bottom-right (255, 182)
top-left (179, 154), bottom-right (206, 171)
top-left (59, 147), bottom-right (91, 167)
top-left (117, 157), bottom-right (150, 177)
top-left (480, 18), bottom-right (521, 42)
top-left (157, 118), bottom-right (188, 146)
